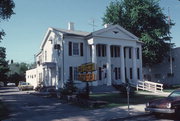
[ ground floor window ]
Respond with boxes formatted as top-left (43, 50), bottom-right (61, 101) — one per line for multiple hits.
top-left (69, 66), bottom-right (78, 81)
top-left (130, 68), bottom-right (132, 79)
top-left (114, 67), bottom-right (121, 80)
top-left (98, 67), bottom-right (102, 80)
top-left (58, 67), bottom-right (61, 80)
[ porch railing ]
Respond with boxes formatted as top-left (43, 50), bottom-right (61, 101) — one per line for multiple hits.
top-left (136, 80), bottom-right (163, 93)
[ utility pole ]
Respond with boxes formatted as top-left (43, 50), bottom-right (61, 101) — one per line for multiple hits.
top-left (168, 7), bottom-right (173, 75)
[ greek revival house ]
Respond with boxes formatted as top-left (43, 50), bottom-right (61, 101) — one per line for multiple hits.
top-left (26, 23), bottom-right (143, 89)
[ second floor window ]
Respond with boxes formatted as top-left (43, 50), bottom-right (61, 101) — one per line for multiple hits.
top-left (73, 42), bottom-right (79, 55)
top-left (96, 44), bottom-right (106, 57)
top-left (69, 42), bottom-right (83, 56)
top-left (111, 46), bottom-right (120, 57)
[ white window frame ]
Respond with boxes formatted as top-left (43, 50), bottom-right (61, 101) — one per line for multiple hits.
top-left (72, 42), bottom-right (80, 56)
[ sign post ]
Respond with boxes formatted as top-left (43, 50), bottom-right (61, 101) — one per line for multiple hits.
top-left (126, 85), bottom-right (130, 116)
top-left (78, 63), bottom-right (96, 99)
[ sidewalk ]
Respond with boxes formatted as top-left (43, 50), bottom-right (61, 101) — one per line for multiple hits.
top-left (55, 104), bottom-right (146, 121)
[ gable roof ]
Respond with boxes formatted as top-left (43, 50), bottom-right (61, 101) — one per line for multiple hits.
top-left (90, 24), bottom-right (139, 40)
top-left (53, 28), bottom-right (90, 37)
top-left (40, 24), bottom-right (141, 50)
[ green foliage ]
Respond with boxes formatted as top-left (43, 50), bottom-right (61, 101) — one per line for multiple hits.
top-left (0, 47), bottom-right (9, 83)
top-left (103, 0), bottom-right (174, 65)
top-left (8, 62), bottom-right (29, 84)
top-left (0, 0), bottom-right (15, 40)
top-left (60, 81), bottom-right (77, 95)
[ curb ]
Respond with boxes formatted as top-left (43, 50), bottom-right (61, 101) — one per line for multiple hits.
top-left (109, 113), bottom-right (151, 121)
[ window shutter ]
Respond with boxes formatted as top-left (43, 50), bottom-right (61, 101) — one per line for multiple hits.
top-left (80, 43), bottom-right (83, 56)
top-left (69, 66), bottom-right (73, 81)
top-left (69, 42), bottom-right (72, 56)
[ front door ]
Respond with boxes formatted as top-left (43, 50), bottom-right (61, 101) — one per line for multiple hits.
top-left (98, 66), bottom-right (107, 85)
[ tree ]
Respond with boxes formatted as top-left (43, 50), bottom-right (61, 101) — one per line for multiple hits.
top-left (0, 0), bottom-right (15, 40)
top-left (0, 47), bottom-right (9, 83)
top-left (8, 62), bottom-right (29, 85)
top-left (0, 0), bottom-right (15, 85)
top-left (103, 0), bottom-right (173, 65)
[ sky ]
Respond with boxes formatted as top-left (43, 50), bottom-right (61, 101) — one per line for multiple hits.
top-left (1, 0), bottom-right (180, 63)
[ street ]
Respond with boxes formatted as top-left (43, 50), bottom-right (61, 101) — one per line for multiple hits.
top-left (0, 87), bottom-right (177, 121)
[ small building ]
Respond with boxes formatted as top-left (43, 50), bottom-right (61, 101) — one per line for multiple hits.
top-left (26, 22), bottom-right (143, 89)
top-left (143, 47), bottom-right (180, 86)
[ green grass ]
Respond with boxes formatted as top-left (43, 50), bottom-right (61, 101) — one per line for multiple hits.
top-left (0, 100), bottom-right (9, 120)
top-left (163, 85), bottom-right (180, 93)
top-left (90, 92), bottom-right (164, 108)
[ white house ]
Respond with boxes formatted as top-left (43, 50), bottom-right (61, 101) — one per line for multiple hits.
top-left (26, 22), bottom-right (143, 89)
top-left (143, 47), bottom-right (180, 86)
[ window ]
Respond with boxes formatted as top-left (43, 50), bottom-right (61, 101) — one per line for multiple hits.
top-left (124, 48), bottom-right (126, 58)
top-left (69, 42), bottom-right (83, 56)
top-left (130, 68), bottom-right (132, 79)
top-left (69, 66), bottom-right (73, 81)
top-left (137, 68), bottom-right (140, 79)
top-left (167, 73), bottom-right (174, 77)
top-left (69, 66), bottom-right (78, 81)
top-left (58, 67), bottom-right (61, 80)
top-left (45, 51), bottom-right (47, 61)
top-left (96, 44), bottom-right (106, 57)
top-left (129, 48), bottom-right (132, 59)
top-left (111, 46), bottom-right (120, 57)
top-left (115, 67), bottom-right (121, 80)
top-left (98, 67), bottom-right (102, 80)
top-left (154, 74), bottom-right (161, 79)
top-left (73, 43), bottom-right (79, 55)
top-left (89, 45), bottom-right (92, 56)
top-left (137, 48), bottom-right (140, 59)
top-left (74, 67), bottom-right (78, 80)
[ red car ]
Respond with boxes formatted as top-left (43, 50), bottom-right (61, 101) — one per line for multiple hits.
top-left (145, 89), bottom-right (180, 119)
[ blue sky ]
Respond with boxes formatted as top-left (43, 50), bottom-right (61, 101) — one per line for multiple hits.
top-left (1, 0), bottom-right (180, 63)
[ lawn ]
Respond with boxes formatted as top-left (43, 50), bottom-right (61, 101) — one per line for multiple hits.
top-left (90, 91), bottom-right (164, 108)
top-left (0, 100), bottom-right (9, 120)
top-left (163, 85), bottom-right (180, 93)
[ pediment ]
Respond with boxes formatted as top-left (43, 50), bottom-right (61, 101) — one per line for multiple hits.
top-left (92, 25), bottom-right (138, 41)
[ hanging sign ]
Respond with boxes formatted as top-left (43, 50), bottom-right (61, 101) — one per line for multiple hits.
top-left (78, 63), bottom-right (96, 82)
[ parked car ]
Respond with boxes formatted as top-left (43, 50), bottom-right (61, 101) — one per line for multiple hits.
top-left (0, 81), bottom-right (4, 87)
top-left (18, 82), bottom-right (34, 91)
top-left (7, 82), bottom-right (16, 86)
top-left (145, 89), bottom-right (180, 118)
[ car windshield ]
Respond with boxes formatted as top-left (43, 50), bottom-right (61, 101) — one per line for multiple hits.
top-left (21, 82), bottom-right (29, 85)
top-left (169, 90), bottom-right (180, 97)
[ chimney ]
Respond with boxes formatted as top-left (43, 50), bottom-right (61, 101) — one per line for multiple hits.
top-left (104, 24), bottom-right (111, 28)
top-left (68, 22), bottom-right (74, 31)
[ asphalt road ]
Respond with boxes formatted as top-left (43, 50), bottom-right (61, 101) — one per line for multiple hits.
top-left (0, 87), bottom-right (178, 121)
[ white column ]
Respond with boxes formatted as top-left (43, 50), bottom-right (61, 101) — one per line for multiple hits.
top-left (107, 44), bottom-right (112, 86)
top-left (92, 44), bottom-right (98, 86)
top-left (132, 47), bottom-right (137, 82)
top-left (120, 46), bottom-right (125, 83)
top-left (139, 46), bottom-right (143, 81)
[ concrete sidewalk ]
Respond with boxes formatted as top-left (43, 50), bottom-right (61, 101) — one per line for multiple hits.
top-left (52, 104), bottom-right (146, 121)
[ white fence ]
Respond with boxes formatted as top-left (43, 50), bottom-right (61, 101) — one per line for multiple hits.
top-left (136, 80), bottom-right (163, 93)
